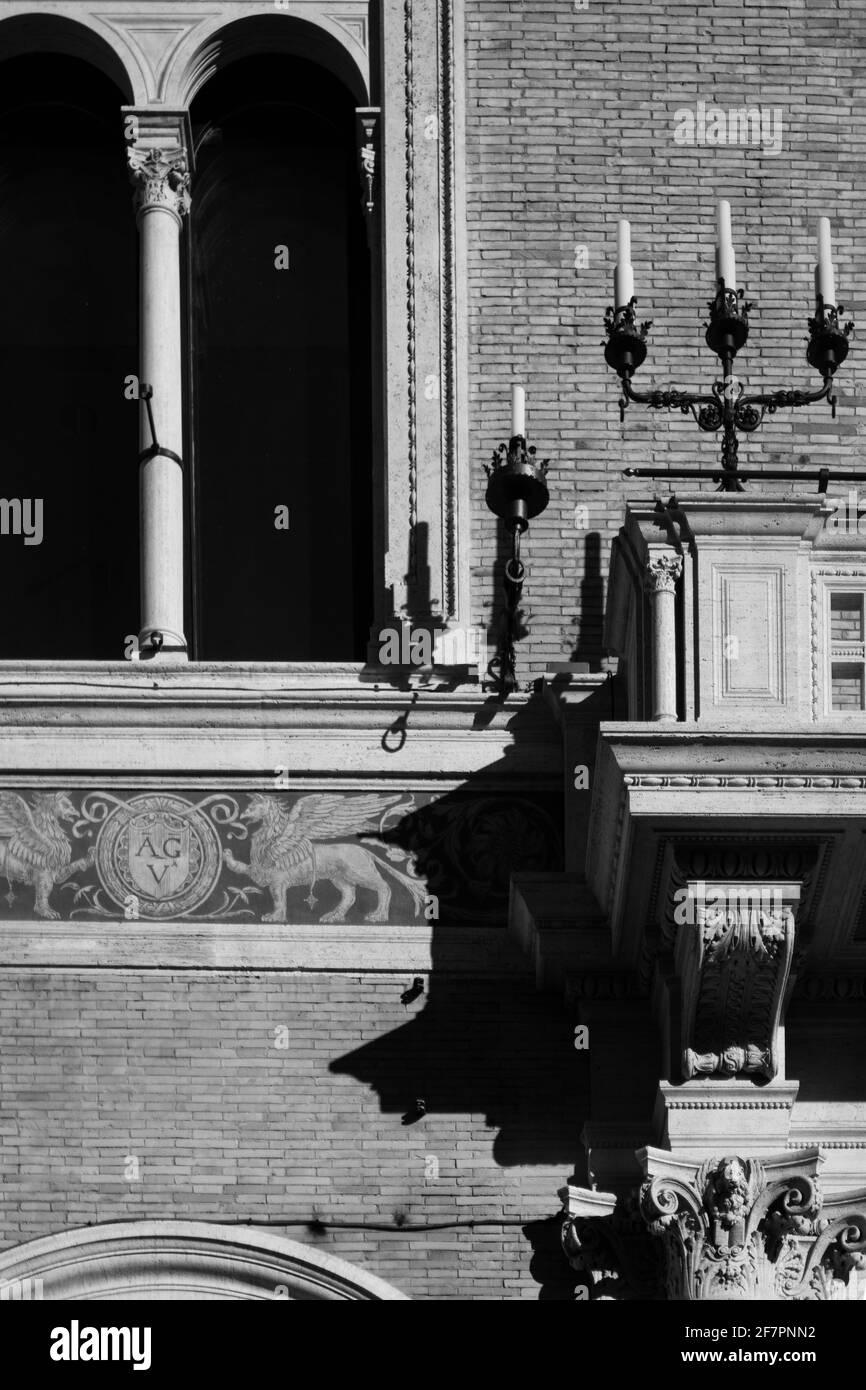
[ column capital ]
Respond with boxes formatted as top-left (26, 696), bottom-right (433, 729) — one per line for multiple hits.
top-left (123, 108), bottom-right (193, 223)
top-left (128, 145), bottom-right (190, 221)
top-left (644, 551), bottom-right (683, 595)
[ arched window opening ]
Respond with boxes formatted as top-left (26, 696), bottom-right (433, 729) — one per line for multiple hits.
top-left (190, 54), bottom-right (373, 661)
top-left (0, 54), bottom-right (138, 658)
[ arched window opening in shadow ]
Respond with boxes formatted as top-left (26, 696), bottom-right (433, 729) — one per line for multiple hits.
top-left (190, 54), bottom-right (373, 661)
top-left (0, 54), bottom-right (138, 658)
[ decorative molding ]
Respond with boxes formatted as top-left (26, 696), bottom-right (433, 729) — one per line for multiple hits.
top-left (625, 773), bottom-right (866, 789)
top-left (663, 1100), bottom-right (794, 1111)
top-left (713, 567), bottom-right (783, 706)
top-left (127, 144), bottom-right (191, 221)
top-left (438, 0), bottom-right (457, 619)
top-left (644, 553), bottom-right (683, 595)
top-left (404, 0), bottom-right (418, 583)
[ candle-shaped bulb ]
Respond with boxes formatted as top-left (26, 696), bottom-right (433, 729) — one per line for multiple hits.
top-left (815, 216), bottom-right (836, 307)
top-left (715, 200), bottom-right (737, 289)
top-left (614, 218), bottom-right (635, 308)
top-left (511, 384), bottom-right (526, 438)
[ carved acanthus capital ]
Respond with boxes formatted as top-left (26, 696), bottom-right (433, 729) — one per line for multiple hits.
top-left (128, 145), bottom-right (191, 221)
top-left (644, 552), bottom-right (683, 595)
top-left (638, 1147), bottom-right (866, 1301)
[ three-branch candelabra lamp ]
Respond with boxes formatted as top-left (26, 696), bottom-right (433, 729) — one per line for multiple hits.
top-left (604, 207), bottom-right (855, 492)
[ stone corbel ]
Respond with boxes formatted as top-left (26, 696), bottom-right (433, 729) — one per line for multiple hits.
top-left (674, 879), bottom-right (800, 1082)
top-left (356, 107), bottom-right (380, 218)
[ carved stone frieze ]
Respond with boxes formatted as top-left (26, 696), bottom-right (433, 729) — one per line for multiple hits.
top-left (0, 787), bottom-right (560, 927)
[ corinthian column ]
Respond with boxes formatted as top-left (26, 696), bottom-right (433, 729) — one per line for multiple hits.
top-left (644, 552), bottom-right (683, 721)
top-left (126, 113), bottom-right (191, 659)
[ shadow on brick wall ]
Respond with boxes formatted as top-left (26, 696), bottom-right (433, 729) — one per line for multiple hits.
top-left (330, 691), bottom-right (589, 1297)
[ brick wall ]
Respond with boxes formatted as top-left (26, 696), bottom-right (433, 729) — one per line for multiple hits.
top-left (465, 0), bottom-right (866, 675)
top-left (830, 594), bottom-right (864, 642)
top-left (0, 968), bottom-right (585, 1300)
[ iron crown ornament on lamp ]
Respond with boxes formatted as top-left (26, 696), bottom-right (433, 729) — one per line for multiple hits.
top-left (604, 208), bottom-right (855, 492)
top-left (484, 385), bottom-right (550, 700)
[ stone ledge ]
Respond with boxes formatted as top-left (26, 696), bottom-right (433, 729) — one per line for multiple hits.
top-left (0, 922), bottom-right (528, 974)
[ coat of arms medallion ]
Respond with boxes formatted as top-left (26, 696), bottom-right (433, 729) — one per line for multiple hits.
top-left (94, 794), bottom-right (222, 918)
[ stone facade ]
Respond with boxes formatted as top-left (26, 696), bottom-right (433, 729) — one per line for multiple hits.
top-left (0, 0), bottom-right (864, 1302)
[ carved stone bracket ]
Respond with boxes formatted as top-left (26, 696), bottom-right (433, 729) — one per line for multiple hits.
top-left (356, 107), bottom-right (380, 217)
top-left (671, 879), bottom-right (800, 1082)
top-left (640, 1147), bottom-right (866, 1301)
top-left (127, 145), bottom-right (191, 222)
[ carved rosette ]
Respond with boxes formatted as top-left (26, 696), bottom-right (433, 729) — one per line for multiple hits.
top-left (644, 553), bottom-right (683, 595)
top-left (638, 1150), bottom-right (866, 1301)
top-left (675, 880), bottom-right (799, 1081)
top-left (128, 146), bottom-right (191, 221)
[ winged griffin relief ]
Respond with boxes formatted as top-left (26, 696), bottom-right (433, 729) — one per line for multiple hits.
top-left (0, 788), bottom-right (560, 924)
top-left (0, 792), bottom-right (95, 919)
top-left (222, 793), bottom-right (428, 923)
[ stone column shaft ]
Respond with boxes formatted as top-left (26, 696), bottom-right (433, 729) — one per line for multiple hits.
top-left (645, 553), bottom-right (682, 721)
top-left (127, 131), bottom-right (190, 658)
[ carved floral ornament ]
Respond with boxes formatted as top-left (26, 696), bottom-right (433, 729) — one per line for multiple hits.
top-left (644, 552), bottom-right (683, 594)
top-left (641, 1153), bottom-right (866, 1301)
top-left (675, 881), bottom-right (799, 1082)
top-left (562, 1151), bottom-right (866, 1300)
top-left (127, 146), bottom-right (191, 220)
